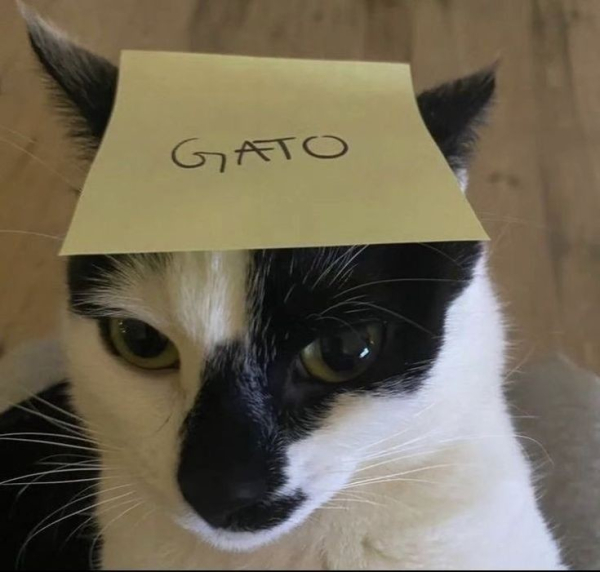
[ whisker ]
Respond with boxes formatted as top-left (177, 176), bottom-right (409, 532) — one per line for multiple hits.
top-left (486, 220), bottom-right (514, 259)
top-left (314, 315), bottom-right (365, 339)
top-left (321, 491), bottom-right (415, 513)
top-left (62, 492), bottom-right (139, 548)
top-left (314, 294), bottom-right (366, 318)
top-left (434, 433), bottom-right (554, 468)
top-left (352, 403), bottom-right (438, 454)
top-left (336, 489), bottom-right (417, 511)
top-left (345, 476), bottom-right (441, 490)
top-left (3, 476), bottom-right (119, 487)
top-left (416, 242), bottom-right (467, 269)
top-left (330, 496), bottom-right (387, 508)
top-left (0, 135), bottom-right (81, 191)
top-left (29, 392), bottom-right (102, 434)
top-left (0, 431), bottom-right (97, 444)
top-left (0, 229), bottom-right (63, 242)
top-left (69, 481), bottom-right (132, 508)
top-left (0, 466), bottom-right (104, 487)
top-left (15, 455), bottom-right (98, 501)
top-left (0, 396), bottom-right (120, 456)
top-left (347, 463), bottom-right (461, 489)
top-left (128, 504), bottom-right (156, 537)
top-left (0, 436), bottom-right (99, 452)
top-left (318, 505), bottom-right (350, 511)
top-left (2, 399), bottom-right (94, 439)
top-left (17, 489), bottom-right (134, 565)
top-left (88, 499), bottom-right (144, 566)
top-left (326, 245), bottom-right (369, 287)
top-left (311, 246), bottom-right (364, 289)
top-left (283, 283), bottom-right (296, 303)
top-left (0, 124), bottom-right (38, 145)
top-left (361, 430), bottom-right (439, 462)
top-left (39, 459), bottom-right (103, 468)
top-left (355, 449), bottom-right (440, 474)
top-left (350, 301), bottom-right (434, 336)
top-left (355, 425), bottom-right (417, 454)
top-left (35, 452), bottom-right (93, 465)
top-left (333, 278), bottom-right (466, 299)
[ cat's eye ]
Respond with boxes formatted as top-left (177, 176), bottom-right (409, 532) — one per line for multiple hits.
top-left (297, 323), bottom-right (384, 383)
top-left (108, 318), bottom-right (179, 370)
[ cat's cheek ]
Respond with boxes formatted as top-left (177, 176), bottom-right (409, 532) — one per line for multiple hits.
top-left (280, 392), bottom-right (428, 511)
top-left (60, 312), bottom-right (189, 509)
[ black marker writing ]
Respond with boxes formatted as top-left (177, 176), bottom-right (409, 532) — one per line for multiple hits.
top-left (302, 135), bottom-right (349, 159)
top-left (171, 138), bottom-right (227, 173)
top-left (234, 140), bottom-right (276, 165)
top-left (170, 134), bottom-right (349, 174)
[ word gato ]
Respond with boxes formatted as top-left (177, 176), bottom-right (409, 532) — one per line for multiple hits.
top-left (170, 135), bottom-right (349, 173)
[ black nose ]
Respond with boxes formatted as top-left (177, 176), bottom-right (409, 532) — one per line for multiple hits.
top-left (179, 473), bottom-right (269, 529)
top-left (177, 343), bottom-right (283, 529)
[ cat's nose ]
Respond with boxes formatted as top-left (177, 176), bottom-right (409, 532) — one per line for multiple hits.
top-left (180, 473), bottom-right (268, 529)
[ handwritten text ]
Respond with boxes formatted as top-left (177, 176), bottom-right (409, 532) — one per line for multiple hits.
top-left (171, 135), bottom-right (349, 174)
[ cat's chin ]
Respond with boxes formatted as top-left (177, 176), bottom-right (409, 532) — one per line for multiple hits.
top-left (179, 517), bottom-right (289, 552)
top-left (177, 500), bottom-right (319, 553)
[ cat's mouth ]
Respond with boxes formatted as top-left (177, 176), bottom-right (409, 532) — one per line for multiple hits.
top-left (209, 491), bottom-right (306, 532)
top-left (178, 490), bottom-right (308, 551)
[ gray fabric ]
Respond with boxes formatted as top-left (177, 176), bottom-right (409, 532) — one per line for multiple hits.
top-left (510, 354), bottom-right (600, 570)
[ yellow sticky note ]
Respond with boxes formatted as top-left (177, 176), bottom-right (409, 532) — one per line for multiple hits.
top-left (60, 51), bottom-right (488, 256)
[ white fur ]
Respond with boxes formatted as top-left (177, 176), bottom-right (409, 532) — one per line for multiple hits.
top-left (51, 247), bottom-right (564, 569)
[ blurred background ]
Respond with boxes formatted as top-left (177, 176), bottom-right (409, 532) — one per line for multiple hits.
top-left (1, 1), bottom-right (599, 568)
top-left (1, 0), bottom-right (598, 376)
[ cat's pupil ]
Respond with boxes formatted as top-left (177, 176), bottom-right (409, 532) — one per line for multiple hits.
top-left (119, 319), bottom-right (168, 358)
top-left (319, 329), bottom-right (374, 373)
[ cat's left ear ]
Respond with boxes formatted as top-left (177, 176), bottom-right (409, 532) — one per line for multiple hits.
top-left (417, 67), bottom-right (496, 190)
top-left (20, 4), bottom-right (117, 152)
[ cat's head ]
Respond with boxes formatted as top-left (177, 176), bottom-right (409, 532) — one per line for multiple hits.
top-left (25, 11), bottom-right (497, 552)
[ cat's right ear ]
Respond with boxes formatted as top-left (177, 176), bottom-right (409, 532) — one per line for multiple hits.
top-left (416, 67), bottom-right (496, 190)
top-left (20, 3), bottom-right (117, 152)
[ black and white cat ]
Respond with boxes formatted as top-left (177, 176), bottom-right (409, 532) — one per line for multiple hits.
top-left (2, 9), bottom-right (564, 569)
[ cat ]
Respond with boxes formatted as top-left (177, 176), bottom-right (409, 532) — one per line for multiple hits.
top-left (2, 7), bottom-right (564, 569)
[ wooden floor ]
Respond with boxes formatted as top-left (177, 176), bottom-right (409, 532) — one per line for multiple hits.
top-left (0, 0), bottom-right (598, 374)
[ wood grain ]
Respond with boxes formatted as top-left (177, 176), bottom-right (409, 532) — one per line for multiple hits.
top-left (0, 0), bottom-right (598, 373)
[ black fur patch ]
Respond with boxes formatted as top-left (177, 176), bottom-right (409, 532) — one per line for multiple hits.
top-left (177, 342), bottom-right (301, 530)
top-left (0, 384), bottom-right (99, 569)
top-left (176, 240), bottom-right (480, 531)
top-left (417, 68), bottom-right (496, 171)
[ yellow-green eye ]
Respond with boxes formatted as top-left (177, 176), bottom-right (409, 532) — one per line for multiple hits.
top-left (298, 323), bottom-right (383, 383)
top-left (108, 318), bottom-right (179, 370)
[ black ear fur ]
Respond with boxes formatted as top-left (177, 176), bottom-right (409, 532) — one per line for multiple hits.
top-left (21, 4), bottom-right (117, 150)
top-left (417, 67), bottom-right (496, 172)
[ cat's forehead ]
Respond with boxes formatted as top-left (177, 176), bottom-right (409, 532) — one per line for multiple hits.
top-left (66, 248), bottom-right (367, 353)
top-left (66, 242), bottom-right (480, 351)
top-left (67, 247), bottom-right (375, 312)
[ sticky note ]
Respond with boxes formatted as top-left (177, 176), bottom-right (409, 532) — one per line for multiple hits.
top-left (60, 51), bottom-right (488, 256)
